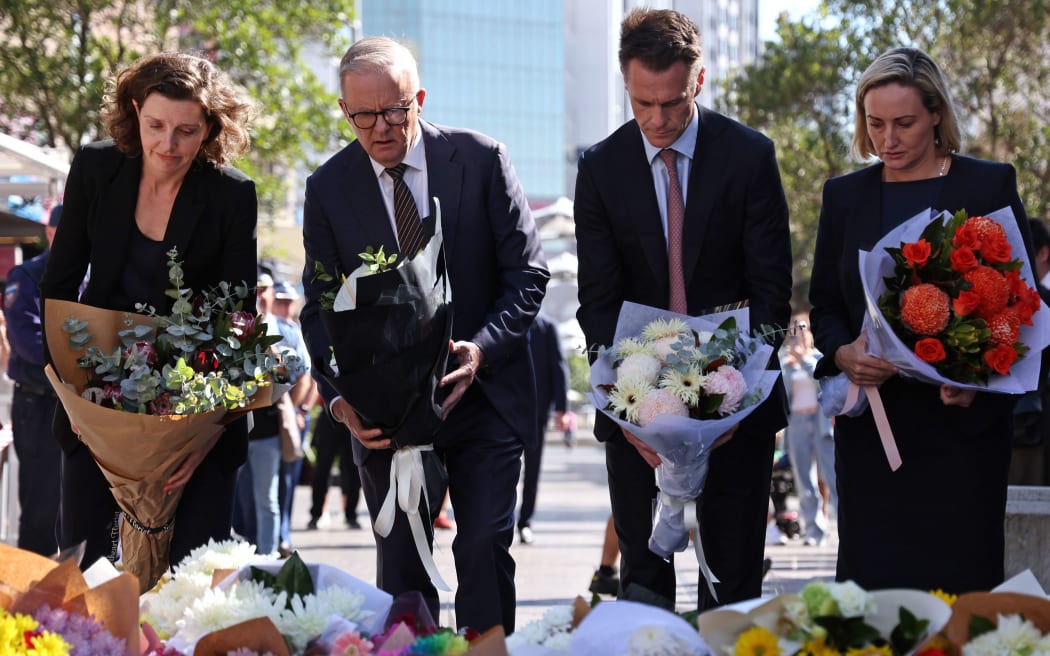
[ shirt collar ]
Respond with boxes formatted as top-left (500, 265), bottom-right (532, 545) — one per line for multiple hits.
top-left (642, 103), bottom-right (700, 164)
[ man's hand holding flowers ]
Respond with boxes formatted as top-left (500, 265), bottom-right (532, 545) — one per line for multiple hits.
top-left (331, 397), bottom-right (389, 450)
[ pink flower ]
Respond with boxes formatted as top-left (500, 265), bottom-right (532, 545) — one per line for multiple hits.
top-left (704, 365), bottom-right (748, 415)
top-left (637, 388), bottom-right (690, 426)
top-left (331, 631), bottom-right (375, 655)
top-left (126, 340), bottom-right (158, 364)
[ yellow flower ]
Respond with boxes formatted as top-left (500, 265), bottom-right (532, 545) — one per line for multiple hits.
top-left (1, 611), bottom-right (41, 649)
top-left (641, 318), bottom-right (691, 341)
top-left (797, 636), bottom-right (840, 655)
top-left (660, 365), bottom-right (705, 406)
top-left (608, 374), bottom-right (652, 424)
top-left (25, 631), bottom-right (73, 655)
top-left (929, 588), bottom-right (957, 606)
top-left (844, 646), bottom-right (892, 656)
top-left (733, 625), bottom-right (782, 655)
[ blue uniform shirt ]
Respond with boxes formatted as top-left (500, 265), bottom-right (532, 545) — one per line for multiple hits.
top-left (3, 252), bottom-right (50, 388)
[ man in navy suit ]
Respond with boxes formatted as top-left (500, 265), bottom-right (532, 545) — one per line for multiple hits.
top-left (300, 36), bottom-right (548, 633)
top-left (575, 8), bottom-right (792, 611)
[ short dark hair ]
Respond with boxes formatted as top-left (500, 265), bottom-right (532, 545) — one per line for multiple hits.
top-left (101, 52), bottom-right (255, 167)
top-left (1030, 218), bottom-right (1050, 253)
top-left (619, 8), bottom-right (702, 77)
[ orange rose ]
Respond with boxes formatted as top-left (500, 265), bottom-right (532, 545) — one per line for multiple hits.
top-left (979, 233), bottom-right (1012, 264)
top-left (915, 338), bottom-right (947, 363)
top-left (983, 344), bottom-right (1018, 375)
top-left (1006, 270), bottom-right (1028, 298)
top-left (952, 289), bottom-right (981, 317)
top-left (902, 239), bottom-right (932, 268)
top-left (952, 222), bottom-right (981, 250)
top-left (949, 246), bottom-right (979, 273)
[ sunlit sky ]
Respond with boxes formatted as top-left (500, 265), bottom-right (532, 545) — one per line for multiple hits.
top-left (759, 0), bottom-right (821, 43)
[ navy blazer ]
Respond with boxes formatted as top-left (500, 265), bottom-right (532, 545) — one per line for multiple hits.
top-left (809, 154), bottom-right (1032, 380)
top-left (39, 140), bottom-right (258, 459)
top-left (300, 119), bottom-right (549, 460)
top-left (574, 105), bottom-right (793, 441)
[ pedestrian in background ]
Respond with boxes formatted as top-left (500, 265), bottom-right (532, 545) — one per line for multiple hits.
top-left (3, 203), bottom-right (63, 555)
top-left (516, 312), bottom-right (572, 545)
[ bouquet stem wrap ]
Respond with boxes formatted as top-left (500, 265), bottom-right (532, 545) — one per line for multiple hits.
top-left (44, 299), bottom-right (285, 592)
top-left (587, 302), bottom-right (780, 602)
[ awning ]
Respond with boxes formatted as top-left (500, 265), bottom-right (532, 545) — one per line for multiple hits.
top-left (0, 132), bottom-right (70, 180)
top-left (0, 209), bottom-right (46, 245)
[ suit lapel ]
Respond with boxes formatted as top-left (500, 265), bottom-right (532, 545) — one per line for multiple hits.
top-left (92, 156), bottom-right (140, 293)
top-left (165, 163), bottom-right (208, 267)
top-left (421, 120), bottom-right (462, 258)
top-left (849, 165), bottom-right (885, 252)
top-left (344, 146), bottom-right (399, 258)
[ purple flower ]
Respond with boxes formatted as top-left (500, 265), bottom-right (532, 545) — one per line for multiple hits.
top-left (31, 604), bottom-right (126, 656)
top-left (230, 311), bottom-right (257, 339)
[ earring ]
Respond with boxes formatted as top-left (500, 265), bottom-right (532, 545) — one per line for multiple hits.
top-left (933, 125), bottom-right (942, 147)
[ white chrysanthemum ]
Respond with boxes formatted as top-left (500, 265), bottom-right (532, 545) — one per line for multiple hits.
top-left (828, 580), bottom-right (875, 618)
top-left (506, 604), bottom-right (574, 650)
top-left (617, 352), bottom-right (662, 386)
top-left (626, 625), bottom-right (691, 656)
top-left (141, 572), bottom-right (217, 636)
top-left (637, 388), bottom-right (689, 427)
top-left (609, 375), bottom-right (653, 424)
top-left (660, 366), bottom-right (705, 406)
top-left (540, 604), bottom-right (574, 629)
top-left (962, 614), bottom-right (1045, 656)
top-left (615, 337), bottom-right (656, 360)
top-left (279, 586), bottom-right (370, 652)
top-left (641, 318), bottom-right (690, 340)
top-left (543, 630), bottom-right (573, 651)
top-left (172, 539), bottom-right (271, 578)
top-left (703, 365), bottom-right (748, 415)
top-left (172, 581), bottom-right (284, 649)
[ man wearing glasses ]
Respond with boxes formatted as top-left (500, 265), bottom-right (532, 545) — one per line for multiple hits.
top-left (300, 36), bottom-right (548, 634)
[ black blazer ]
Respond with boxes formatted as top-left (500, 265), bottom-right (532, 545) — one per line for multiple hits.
top-left (574, 105), bottom-right (793, 442)
top-left (528, 313), bottom-right (569, 445)
top-left (809, 154), bottom-right (1032, 380)
top-left (300, 119), bottom-right (549, 462)
top-left (39, 140), bottom-right (258, 460)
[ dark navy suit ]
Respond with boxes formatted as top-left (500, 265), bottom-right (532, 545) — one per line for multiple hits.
top-left (300, 118), bottom-right (548, 632)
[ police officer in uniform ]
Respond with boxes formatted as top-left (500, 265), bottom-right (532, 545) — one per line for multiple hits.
top-left (3, 203), bottom-right (63, 555)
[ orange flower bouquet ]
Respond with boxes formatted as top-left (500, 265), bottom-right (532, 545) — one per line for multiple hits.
top-left (874, 208), bottom-right (1046, 386)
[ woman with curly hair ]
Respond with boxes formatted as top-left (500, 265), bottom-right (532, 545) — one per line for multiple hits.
top-left (40, 52), bottom-right (258, 569)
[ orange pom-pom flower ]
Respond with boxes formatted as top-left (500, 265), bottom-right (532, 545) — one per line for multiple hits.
top-left (900, 283), bottom-right (950, 335)
top-left (963, 265), bottom-right (1010, 319)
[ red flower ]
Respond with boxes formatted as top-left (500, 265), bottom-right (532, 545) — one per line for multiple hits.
top-left (194, 349), bottom-right (220, 372)
top-left (984, 344), bottom-right (1018, 375)
top-left (980, 232), bottom-right (1012, 264)
top-left (949, 246), bottom-right (979, 273)
top-left (952, 289), bottom-right (981, 317)
top-left (900, 283), bottom-right (950, 335)
top-left (987, 308), bottom-right (1021, 346)
top-left (126, 340), bottom-right (158, 364)
top-left (902, 239), bottom-right (932, 268)
top-left (963, 265), bottom-right (1010, 319)
top-left (230, 310), bottom-right (257, 339)
top-left (952, 221), bottom-right (981, 250)
top-left (914, 337), bottom-right (947, 363)
top-left (966, 215), bottom-right (1007, 244)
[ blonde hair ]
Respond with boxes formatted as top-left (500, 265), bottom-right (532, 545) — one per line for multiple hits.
top-left (852, 46), bottom-right (961, 161)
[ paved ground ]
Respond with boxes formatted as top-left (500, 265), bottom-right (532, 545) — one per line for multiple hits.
top-left (286, 432), bottom-right (837, 628)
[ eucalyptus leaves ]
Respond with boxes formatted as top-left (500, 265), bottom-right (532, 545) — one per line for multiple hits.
top-left (61, 248), bottom-right (300, 415)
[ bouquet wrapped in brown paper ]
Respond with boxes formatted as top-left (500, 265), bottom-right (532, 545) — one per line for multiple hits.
top-left (43, 249), bottom-right (300, 593)
top-left (0, 543), bottom-right (141, 656)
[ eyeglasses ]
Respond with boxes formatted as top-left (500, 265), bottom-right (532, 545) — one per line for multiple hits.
top-left (343, 104), bottom-right (413, 130)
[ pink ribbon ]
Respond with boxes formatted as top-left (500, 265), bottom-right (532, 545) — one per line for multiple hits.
top-left (845, 383), bottom-right (902, 471)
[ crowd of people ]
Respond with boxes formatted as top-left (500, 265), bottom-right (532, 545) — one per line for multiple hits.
top-left (0, 5), bottom-right (1047, 638)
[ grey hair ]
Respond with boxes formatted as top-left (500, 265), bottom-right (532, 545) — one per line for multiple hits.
top-left (339, 36), bottom-right (420, 90)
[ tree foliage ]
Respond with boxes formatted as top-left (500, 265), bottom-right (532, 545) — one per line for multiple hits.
top-left (719, 0), bottom-right (1050, 306)
top-left (0, 0), bottom-right (355, 223)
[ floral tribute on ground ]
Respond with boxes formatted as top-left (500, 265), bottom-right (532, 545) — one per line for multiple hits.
top-left (43, 249), bottom-right (302, 592)
top-left (587, 301), bottom-right (780, 601)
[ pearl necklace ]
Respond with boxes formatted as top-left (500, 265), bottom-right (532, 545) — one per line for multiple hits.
top-left (938, 155), bottom-right (948, 177)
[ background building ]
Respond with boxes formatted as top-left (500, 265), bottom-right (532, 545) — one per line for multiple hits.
top-left (363, 0), bottom-right (566, 204)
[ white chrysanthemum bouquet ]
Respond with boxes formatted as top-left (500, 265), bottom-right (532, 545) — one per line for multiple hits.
top-left (587, 302), bottom-right (780, 601)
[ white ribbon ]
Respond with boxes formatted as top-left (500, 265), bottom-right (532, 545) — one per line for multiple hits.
top-left (373, 444), bottom-right (451, 591)
top-left (661, 493), bottom-right (720, 602)
top-left (844, 382), bottom-right (902, 471)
